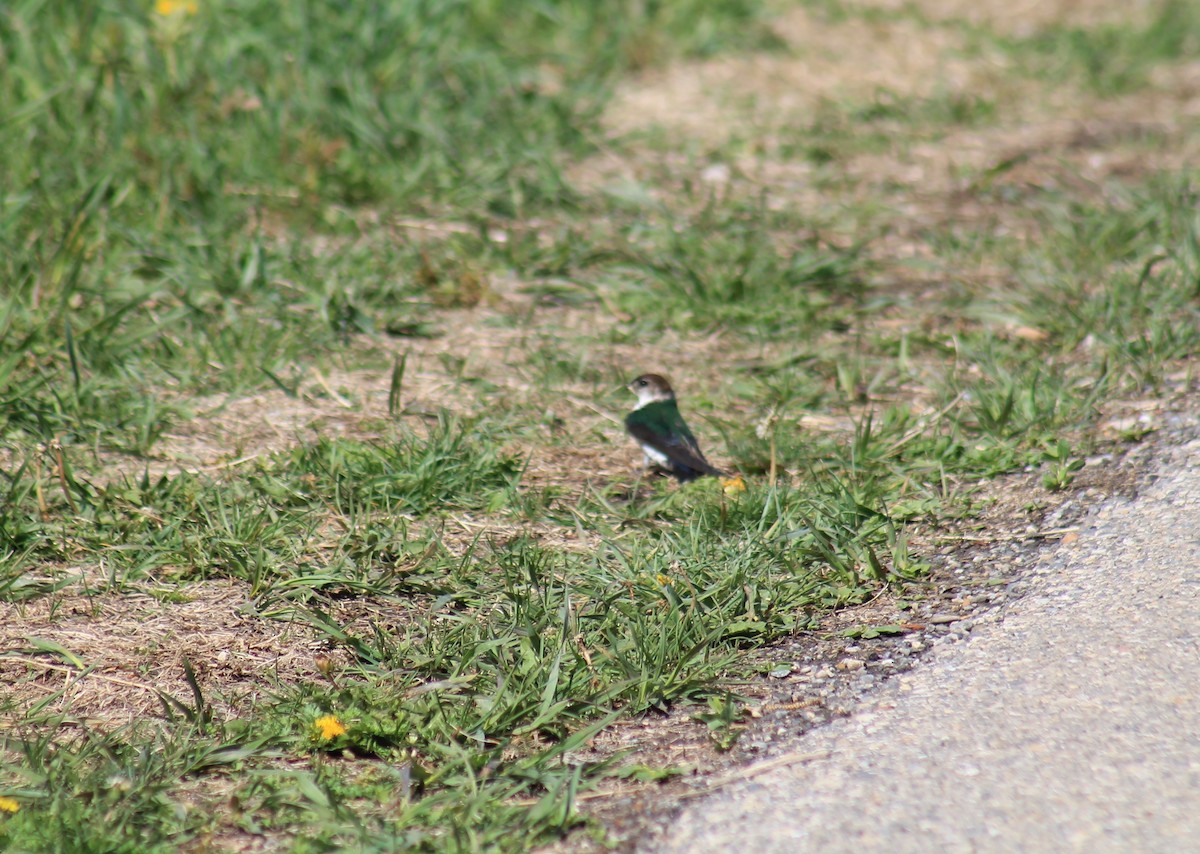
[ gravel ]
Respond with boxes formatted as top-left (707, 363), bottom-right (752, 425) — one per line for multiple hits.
top-left (642, 436), bottom-right (1200, 853)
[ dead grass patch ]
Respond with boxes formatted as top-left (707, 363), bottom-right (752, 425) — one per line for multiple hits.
top-left (589, 1), bottom-right (1200, 256)
top-left (603, 8), bottom-right (987, 144)
top-left (0, 577), bottom-right (323, 728)
top-left (860, 0), bottom-right (1161, 35)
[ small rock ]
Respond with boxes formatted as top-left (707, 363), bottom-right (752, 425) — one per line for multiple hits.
top-left (929, 613), bottom-right (964, 624)
top-left (837, 658), bottom-right (865, 672)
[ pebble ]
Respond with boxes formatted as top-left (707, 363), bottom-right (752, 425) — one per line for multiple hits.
top-left (929, 613), bottom-right (964, 624)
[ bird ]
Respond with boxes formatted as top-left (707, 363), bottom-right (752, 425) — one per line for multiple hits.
top-left (624, 373), bottom-right (727, 482)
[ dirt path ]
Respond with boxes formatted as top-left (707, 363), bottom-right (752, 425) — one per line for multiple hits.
top-left (643, 424), bottom-right (1200, 851)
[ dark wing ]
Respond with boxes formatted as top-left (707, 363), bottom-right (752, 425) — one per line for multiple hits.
top-left (626, 421), bottom-right (726, 480)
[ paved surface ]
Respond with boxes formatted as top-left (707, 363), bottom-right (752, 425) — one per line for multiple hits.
top-left (647, 436), bottom-right (1200, 853)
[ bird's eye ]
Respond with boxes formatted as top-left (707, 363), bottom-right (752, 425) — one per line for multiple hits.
top-left (637, 379), bottom-right (648, 387)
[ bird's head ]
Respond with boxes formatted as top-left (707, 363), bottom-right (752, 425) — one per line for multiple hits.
top-left (627, 373), bottom-right (675, 407)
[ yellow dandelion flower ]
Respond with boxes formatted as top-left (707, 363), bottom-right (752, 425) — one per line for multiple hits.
top-left (155, 0), bottom-right (198, 15)
top-left (314, 715), bottom-right (347, 740)
top-left (720, 475), bottom-right (747, 495)
top-left (0, 796), bottom-right (18, 813)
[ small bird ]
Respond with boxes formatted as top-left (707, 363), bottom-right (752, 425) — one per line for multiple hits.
top-left (624, 373), bottom-right (727, 482)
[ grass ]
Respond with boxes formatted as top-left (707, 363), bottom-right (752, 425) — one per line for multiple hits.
top-left (998, 0), bottom-right (1200, 95)
top-left (3, 0), bottom-right (1200, 850)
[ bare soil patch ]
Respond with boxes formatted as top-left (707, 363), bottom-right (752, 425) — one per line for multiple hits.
top-left (590, 2), bottom-right (1200, 252)
top-left (0, 577), bottom-right (322, 728)
top-left (865, 0), bottom-right (1159, 34)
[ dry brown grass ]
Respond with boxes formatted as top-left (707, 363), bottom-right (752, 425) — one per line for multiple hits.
top-left (587, 0), bottom-right (1200, 252)
top-left (866, 0), bottom-right (1160, 33)
top-left (0, 576), bottom-right (323, 727)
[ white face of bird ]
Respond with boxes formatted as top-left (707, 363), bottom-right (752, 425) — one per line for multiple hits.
top-left (627, 373), bottom-right (675, 407)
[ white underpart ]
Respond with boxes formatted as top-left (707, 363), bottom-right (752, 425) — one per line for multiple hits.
top-left (639, 442), bottom-right (672, 468)
top-left (631, 386), bottom-right (672, 408)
